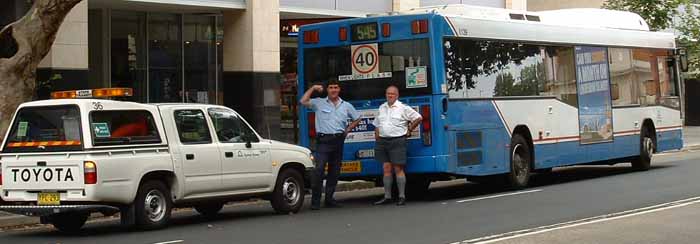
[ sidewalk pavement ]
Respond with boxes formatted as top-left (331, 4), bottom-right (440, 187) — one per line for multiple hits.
top-left (492, 201), bottom-right (700, 244)
top-left (1, 127), bottom-right (699, 229)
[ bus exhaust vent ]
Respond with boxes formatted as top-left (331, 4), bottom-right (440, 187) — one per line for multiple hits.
top-left (458, 151), bottom-right (482, 166)
top-left (457, 132), bottom-right (481, 149)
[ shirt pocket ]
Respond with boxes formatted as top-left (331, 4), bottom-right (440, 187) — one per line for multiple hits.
top-left (389, 111), bottom-right (406, 127)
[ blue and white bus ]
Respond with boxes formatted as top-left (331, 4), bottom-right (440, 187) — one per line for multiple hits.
top-left (298, 5), bottom-right (685, 194)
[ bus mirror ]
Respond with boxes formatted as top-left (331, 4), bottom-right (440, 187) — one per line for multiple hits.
top-left (677, 48), bottom-right (689, 72)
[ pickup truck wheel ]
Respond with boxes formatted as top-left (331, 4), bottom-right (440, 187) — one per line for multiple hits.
top-left (135, 180), bottom-right (172, 230)
top-left (50, 212), bottom-right (88, 233)
top-left (270, 169), bottom-right (305, 214)
top-left (194, 203), bottom-right (224, 217)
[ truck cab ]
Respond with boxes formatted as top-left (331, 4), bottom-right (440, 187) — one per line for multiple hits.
top-left (0, 93), bottom-right (314, 232)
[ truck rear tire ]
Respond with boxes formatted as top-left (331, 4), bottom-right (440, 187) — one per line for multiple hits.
top-left (134, 180), bottom-right (172, 230)
top-left (50, 212), bottom-right (88, 233)
top-left (270, 169), bottom-right (304, 214)
top-left (194, 203), bottom-right (224, 217)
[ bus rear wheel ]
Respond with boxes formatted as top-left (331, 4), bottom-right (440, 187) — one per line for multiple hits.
top-left (507, 134), bottom-right (532, 189)
top-left (632, 128), bottom-right (654, 171)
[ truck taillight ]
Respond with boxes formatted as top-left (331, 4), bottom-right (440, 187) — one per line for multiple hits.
top-left (84, 161), bottom-right (97, 184)
top-left (308, 112), bottom-right (316, 138)
top-left (420, 106), bottom-right (432, 146)
top-left (0, 162), bottom-right (3, 186)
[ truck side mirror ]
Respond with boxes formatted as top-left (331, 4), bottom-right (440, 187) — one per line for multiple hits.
top-left (244, 134), bottom-right (253, 148)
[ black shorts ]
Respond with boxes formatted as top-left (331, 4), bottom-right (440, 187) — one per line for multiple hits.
top-left (374, 136), bottom-right (407, 165)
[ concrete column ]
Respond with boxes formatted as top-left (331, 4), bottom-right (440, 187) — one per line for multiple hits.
top-left (506, 0), bottom-right (528, 11)
top-left (392, 0), bottom-right (420, 11)
top-left (222, 0), bottom-right (281, 139)
top-left (36, 0), bottom-right (89, 99)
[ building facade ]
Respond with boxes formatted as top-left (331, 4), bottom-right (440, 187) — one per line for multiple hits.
top-left (1, 0), bottom-right (525, 143)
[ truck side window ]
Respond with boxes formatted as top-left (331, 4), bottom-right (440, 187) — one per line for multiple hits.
top-left (207, 108), bottom-right (259, 143)
top-left (174, 110), bottom-right (212, 144)
top-left (90, 110), bottom-right (161, 146)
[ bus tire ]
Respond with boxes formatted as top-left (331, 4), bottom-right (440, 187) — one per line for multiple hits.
top-left (405, 177), bottom-right (431, 199)
top-left (632, 128), bottom-right (654, 171)
top-left (507, 134), bottom-right (532, 189)
top-left (270, 168), bottom-right (305, 214)
top-left (134, 180), bottom-right (172, 230)
top-left (49, 212), bottom-right (89, 233)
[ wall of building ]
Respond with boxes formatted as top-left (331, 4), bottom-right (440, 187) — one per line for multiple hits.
top-left (527, 0), bottom-right (605, 11)
top-left (421, 0), bottom-right (505, 8)
top-left (280, 0), bottom-right (392, 13)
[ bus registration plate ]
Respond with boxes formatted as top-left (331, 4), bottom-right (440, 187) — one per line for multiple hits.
top-left (341, 161), bottom-right (362, 174)
top-left (38, 192), bottom-right (60, 205)
top-left (325, 161), bottom-right (362, 174)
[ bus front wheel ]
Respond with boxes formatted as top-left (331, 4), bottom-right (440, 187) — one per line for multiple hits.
top-left (632, 128), bottom-right (654, 171)
top-left (507, 134), bottom-right (532, 189)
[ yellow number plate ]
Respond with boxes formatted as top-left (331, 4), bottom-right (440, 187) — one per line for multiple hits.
top-left (324, 161), bottom-right (362, 174)
top-left (37, 192), bottom-right (60, 206)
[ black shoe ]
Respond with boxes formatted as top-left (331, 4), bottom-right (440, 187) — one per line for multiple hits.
top-left (396, 197), bottom-right (406, 206)
top-left (311, 203), bottom-right (321, 210)
top-left (373, 198), bottom-right (392, 205)
top-left (324, 200), bottom-right (343, 208)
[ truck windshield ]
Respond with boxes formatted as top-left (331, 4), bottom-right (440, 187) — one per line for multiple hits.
top-left (304, 38), bottom-right (432, 101)
top-left (3, 105), bottom-right (83, 153)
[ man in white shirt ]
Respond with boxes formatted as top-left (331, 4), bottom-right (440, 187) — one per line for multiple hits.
top-left (371, 85), bottom-right (422, 206)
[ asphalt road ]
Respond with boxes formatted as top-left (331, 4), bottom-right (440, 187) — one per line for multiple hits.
top-left (2, 149), bottom-right (700, 244)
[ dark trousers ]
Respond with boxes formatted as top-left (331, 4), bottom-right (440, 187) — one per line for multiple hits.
top-left (312, 134), bottom-right (345, 206)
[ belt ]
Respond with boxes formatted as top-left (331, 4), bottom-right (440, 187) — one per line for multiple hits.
top-left (379, 135), bottom-right (406, 140)
top-left (317, 133), bottom-right (344, 138)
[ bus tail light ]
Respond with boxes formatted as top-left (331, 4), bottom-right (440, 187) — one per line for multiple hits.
top-left (308, 112), bottom-right (317, 138)
top-left (339, 27), bottom-right (347, 41)
top-left (84, 161), bottom-right (97, 185)
top-left (382, 23), bottom-right (391, 37)
top-left (420, 105), bottom-right (432, 146)
top-left (304, 30), bottom-right (320, 44)
top-left (411, 19), bottom-right (428, 34)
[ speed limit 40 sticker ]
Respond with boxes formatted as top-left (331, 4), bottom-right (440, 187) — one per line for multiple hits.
top-left (351, 44), bottom-right (378, 75)
top-left (339, 43), bottom-right (392, 81)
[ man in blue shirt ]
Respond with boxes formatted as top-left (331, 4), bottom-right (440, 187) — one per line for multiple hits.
top-left (300, 80), bottom-right (361, 210)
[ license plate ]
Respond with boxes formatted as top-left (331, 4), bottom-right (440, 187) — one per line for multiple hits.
top-left (324, 161), bottom-right (362, 174)
top-left (340, 161), bottom-right (362, 174)
top-left (37, 192), bottom-right (60, 206)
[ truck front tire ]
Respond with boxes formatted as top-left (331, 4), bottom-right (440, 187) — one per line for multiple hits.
top-left (270, 169), bottom-right (305, 214)
top-left (134, 180), bottom-right (172, 230)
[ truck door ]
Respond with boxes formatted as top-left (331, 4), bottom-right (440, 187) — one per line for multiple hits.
top-left (207, 108), bottom-right (272, 191)
top-left (172, 109), bottom-right (223, 197)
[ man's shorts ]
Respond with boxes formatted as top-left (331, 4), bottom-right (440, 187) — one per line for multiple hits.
top-left (374, 136), bottom-right (407, 164)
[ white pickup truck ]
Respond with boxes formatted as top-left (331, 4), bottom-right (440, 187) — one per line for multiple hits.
top-left (0, 98), bottom-right (314, 232)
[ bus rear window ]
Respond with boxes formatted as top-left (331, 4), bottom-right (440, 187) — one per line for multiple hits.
top-left (3, 105), bottom-right (82, 153)
top-left (89, 110), bottom-right (161, 146)
top-left (304, 39), bottom-right (432, 100)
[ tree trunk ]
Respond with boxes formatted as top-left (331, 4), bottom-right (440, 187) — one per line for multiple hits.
top-left (0, 0), bottom-right (82, 138)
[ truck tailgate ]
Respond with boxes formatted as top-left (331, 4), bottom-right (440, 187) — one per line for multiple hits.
top-left (2, 155), bottom-right (84, 190)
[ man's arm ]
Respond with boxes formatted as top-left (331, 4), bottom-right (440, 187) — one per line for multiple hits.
top-left (299, 84), bottom-right (323, 107)
top-left (405, 107), bottom-right (423, 137)
top-left (375, 128), bottom-right (380, 141)
top-left (345, 119), bottom-right (361, 135)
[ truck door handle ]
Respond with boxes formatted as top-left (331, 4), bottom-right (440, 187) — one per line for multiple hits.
top-left (225, 152), bottom-right (233, 158)
top-left (186, 154), bottom-right (195, 160)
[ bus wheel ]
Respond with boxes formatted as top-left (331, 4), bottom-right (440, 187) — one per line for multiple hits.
top-left (507, 134), bottom-right (532, 189)
top-left (632, 128), bottom-right (654, 171)
top-left (406, 177), bottom-right (431, 199)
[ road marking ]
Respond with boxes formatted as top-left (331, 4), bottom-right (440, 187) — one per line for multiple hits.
top-left (456, 189), bottom-right (542, 203)
top-left (453, 196), bottom-right (700, 244)
top-left (153, 240), bottom-right (183, 244)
